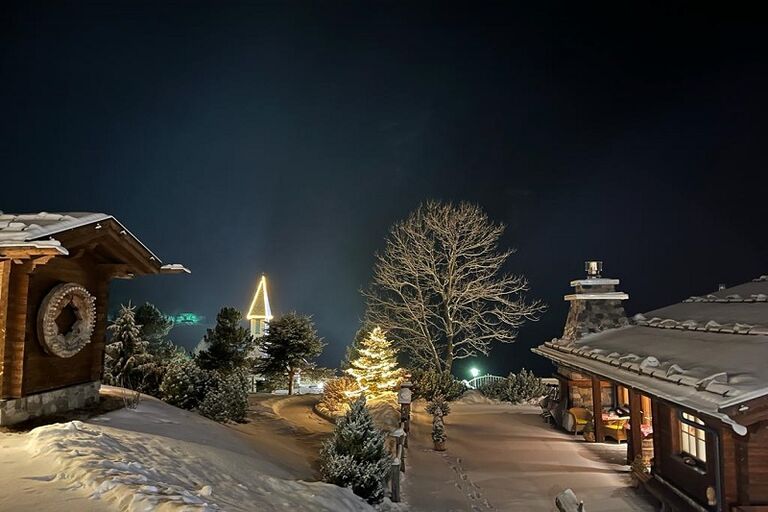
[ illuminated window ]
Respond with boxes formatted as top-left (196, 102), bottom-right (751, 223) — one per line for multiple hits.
top-left (680, 412), bottom-right (707, 463)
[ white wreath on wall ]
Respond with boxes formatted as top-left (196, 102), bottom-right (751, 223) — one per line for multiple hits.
top-left (37, 282), bottom-right (97, 358)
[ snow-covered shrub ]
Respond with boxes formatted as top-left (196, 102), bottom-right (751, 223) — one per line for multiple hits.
top-left (198, 369), bottom-right (250, 423)
top-left (425, 394), bottom-right (451, 418)
top-left (431, 412), bottom-right (446, 444)
top-left (320, 396), bottom-right (392, 504)
top-left (320, 376), bottom-right (359, 414)
top-left (479, 369), bottom-right (547, 404)
top-left (159, 356), bottom-right (209, 410)
top-left (411, 369), bottom-right (466, 401)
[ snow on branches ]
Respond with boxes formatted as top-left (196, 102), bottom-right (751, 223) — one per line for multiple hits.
top-left (345, 327), bottom-right (401, 402)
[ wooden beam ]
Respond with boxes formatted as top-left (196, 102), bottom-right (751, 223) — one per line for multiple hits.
top-left (592, 375), bottom-right (605, 443)
top-left (0, 260), bottom-right (11, 395)
top-left (628, 389), bottom-right (643, 464)
top-left (90, 276), bottom-right (110, 382)
top-left (735, 434), bottom-right (750, 505)
top-left (1, 261), bottom-right (32, 398)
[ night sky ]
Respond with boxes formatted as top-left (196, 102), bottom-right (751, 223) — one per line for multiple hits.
top-left (2, 3), bottom-right (767, 378)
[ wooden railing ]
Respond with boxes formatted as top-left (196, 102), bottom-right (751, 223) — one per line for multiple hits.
top-left (387, 406), bottom-right (410, 502)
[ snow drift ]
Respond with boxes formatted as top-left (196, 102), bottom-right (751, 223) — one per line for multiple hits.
top-left (10, 392), bottom-right (374, 511)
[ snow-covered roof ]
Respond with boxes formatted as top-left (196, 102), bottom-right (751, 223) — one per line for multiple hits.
top-left (0, 211), bottom-right (187, 273)
top-left (534, 276), bottom-right (768, 433)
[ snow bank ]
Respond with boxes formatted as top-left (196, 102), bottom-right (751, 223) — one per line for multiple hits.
top-left (454, 389), bottom-right (501, 405)
top-left (15, 394), bottom-right (374, 511)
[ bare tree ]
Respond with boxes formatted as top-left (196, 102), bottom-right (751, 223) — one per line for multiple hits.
top-left (363, 201), bottom-right (544, 373)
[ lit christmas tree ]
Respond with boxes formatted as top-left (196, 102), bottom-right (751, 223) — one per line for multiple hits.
top-left (346, 327), bottom-right (401, 402)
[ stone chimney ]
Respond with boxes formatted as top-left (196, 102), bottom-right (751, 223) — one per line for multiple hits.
top-left (561, 261), bottom-right (629, 342)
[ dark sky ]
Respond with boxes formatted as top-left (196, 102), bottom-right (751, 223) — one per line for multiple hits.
top-left (2, 2), bottom-right (767, 378)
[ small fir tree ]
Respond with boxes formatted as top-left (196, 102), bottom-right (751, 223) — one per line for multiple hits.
top-left (159, 354), bottom-right (209, 410)
top-left (410, 369), bottom-right (466, 402)
top-left (104, 303), bottom-right (153, 390)
top-left (346, 327), bottom-right (401, 402)
top-left (320, 396), bottom-right (392, 503)
top-left (196, 307), bottom-right (255, 372)
top-left (198, 369), bottom-right (250, 423)
top-left (257, 312), bottom-right (324, 395)
top-left (425, 394), bottom-right (451, 418)
top-left (432, 409), bottom-right (447, 447)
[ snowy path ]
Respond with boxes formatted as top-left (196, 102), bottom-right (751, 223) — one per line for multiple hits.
top-left (406, 400), bottom-right (655, 512)
top-left (228, 393), bottom-right (333, 480)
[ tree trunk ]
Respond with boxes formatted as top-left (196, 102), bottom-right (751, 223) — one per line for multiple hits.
top-left (445, 335), bottom-right (454, 373)
top-left (288, 368), bottom-right (295, 395)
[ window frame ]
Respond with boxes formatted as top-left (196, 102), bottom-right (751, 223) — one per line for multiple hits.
top-left (679, 412), bottom-right (707, 465)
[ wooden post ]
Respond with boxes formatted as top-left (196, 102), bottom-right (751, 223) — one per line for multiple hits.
top-left (0, 260), bottom-right (11, 396)
top-left (2, 261), bottom-right (32, 398)
top-left (628, 389), bottom-right (643, 464)
top-left (391, 428), bottom-right (406, 472)
top-left (735, 434), bottom-right (750, 505)
top-left (591, 376), bottom-right (605, 443)
top-left (390, 458), bottom-right (401, 502)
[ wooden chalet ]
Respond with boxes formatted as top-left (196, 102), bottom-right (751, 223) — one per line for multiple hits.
top-left (534, 261), bottom-right (768, 512)
top-left (0, 212), bottom-right (187, 425)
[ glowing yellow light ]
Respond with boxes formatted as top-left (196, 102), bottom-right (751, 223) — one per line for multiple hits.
top-left (470, 367), bottom-right (480, 378)
top-left (345, 326), bottom-right (401, 402)
top-left (247, 274), bottom-right (273, 321)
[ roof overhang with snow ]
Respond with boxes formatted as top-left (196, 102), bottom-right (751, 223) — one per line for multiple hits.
top-left (0, 212), bottom-right (189, 276)
top-left (534, 275), bottom-right (768, 435)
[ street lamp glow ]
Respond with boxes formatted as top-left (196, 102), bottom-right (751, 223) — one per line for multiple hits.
top-left (469, 367), bottom-right (480, 378)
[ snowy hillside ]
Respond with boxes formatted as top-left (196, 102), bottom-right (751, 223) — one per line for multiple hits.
top-left (0, 388), bottom-right (373, 511)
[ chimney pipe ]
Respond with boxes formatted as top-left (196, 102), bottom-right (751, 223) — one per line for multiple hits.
top-left (585, 261), bottom-right (603, 279)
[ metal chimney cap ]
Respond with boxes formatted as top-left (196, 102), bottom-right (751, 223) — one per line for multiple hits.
top-left (585, 261), bottom-right (603, 278)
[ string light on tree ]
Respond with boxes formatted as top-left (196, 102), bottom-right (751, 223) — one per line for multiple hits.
top-left (346, 327), bottom-right (401, 402)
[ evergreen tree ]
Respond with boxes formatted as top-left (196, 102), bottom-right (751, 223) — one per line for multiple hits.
top-left (159, 353), bottom-right (209, 410)
top-left (198, 369), bottom-right (250, 423)
top-left (320, 396), bottom-right (392, 504)
top-left (134, 302), bottom-right (178, 396)
top-left (340, 321), bottom-right (373, 370)
top-left (104, 303), bottom-right (153, 390)
top-left (257, 312), bottom-right (324, 395)
top-left (196, 307), bottom-right (255, 373)
top-left (134, 302), bottom-right (175, 359)
top-left (346, 327), bottom-right (401, 402)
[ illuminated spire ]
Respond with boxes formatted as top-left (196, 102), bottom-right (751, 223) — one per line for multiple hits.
top-left (247, 274), bottom-right (272, 338)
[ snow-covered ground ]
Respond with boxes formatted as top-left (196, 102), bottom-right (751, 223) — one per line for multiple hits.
top-left (0, 387), bottom-right (373, 511)
top-left (405, 396), bottom-right (655, 512)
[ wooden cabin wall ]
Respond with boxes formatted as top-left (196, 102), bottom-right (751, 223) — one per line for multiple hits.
top-left (721, 428), bottom-right (741, 509)
top-left (745, 421), bottom-right (768, 504)
top-left (22, 254), bottom-right (108, 395)
top-left (653, 401), bottom-right (717, 509)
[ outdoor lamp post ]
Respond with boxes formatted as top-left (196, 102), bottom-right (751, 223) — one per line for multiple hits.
top-left (470, 367), bottom-right (480, 378)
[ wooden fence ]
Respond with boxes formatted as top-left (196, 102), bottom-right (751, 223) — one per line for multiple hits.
top-left (387, 406), bottom-right (410, 502)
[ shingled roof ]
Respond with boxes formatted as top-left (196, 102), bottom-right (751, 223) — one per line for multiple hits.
top-left (533, 275), bottom-right (768, 434)
top-left (0, 211), bottom-right (188, 274)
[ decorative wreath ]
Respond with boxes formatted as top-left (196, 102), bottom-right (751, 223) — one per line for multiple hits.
top-left (37, 283), bottom-right (97, 358)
